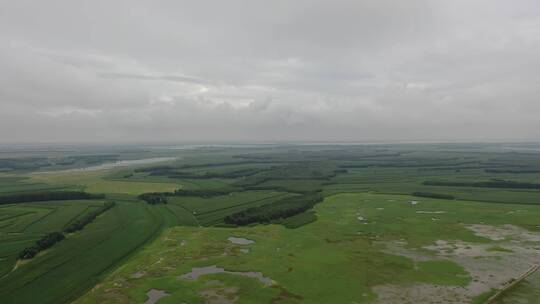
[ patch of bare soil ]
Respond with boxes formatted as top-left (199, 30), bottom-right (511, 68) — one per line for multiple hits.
top-left (200, 282), bottom-right (239, 304)
top-left (270, 286), bottom-right (303, 304)
top-left (378, 240), bottom-right (434, 262)
top-left (375, 224), bottom-right (540, 303)
top-left (373, 284), bottom-right (470, 304)
top-left (228, 237), bottom-right (254, 245)
top-left (179, 265), bottom-right (275, 286)
top-left (130, 271), bottom-right (145, 279)
top-left (466, 224), bottom-right (540, 242)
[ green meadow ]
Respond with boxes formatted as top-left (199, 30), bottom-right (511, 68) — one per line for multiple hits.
top-left (76, 193), bottom-right (540, 304)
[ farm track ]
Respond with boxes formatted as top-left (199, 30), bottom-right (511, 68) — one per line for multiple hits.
top-left (166, 204), bottom-right (200, 226)
top-left (485, 264), bottom-right (540, 304)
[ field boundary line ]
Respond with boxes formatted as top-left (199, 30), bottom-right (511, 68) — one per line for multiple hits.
top-left (195, 192), bottom-right (291, 216)
top-left (0, 211), bottom-right (34, 223)
top-left (173, 204), bottom-right (200, 226)
top-left (61, 205), bottom-right (97, 229)
top-left (484, 263), bottom-right (540, 304)
top-left (21, 208), bottom-right (58, 233)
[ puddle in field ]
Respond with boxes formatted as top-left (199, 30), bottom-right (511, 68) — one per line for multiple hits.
top-left (179, 265), bottom-right (274, 286)
top-left (145, 289), bottom-right (169, 304)
top-left (416, 211), bottom-right (446, 214)
top-left (131, 271), bottom-right (145, 279)
top-left (507, 209), bottom-right (527, 215)
top-left (228, 237), bottom-right (254, 245)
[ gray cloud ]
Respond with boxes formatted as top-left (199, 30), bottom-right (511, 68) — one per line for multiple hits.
top-left (98, 72), bottom-right (214, 85)
top-left (1, 0), bottom-right (540, 143)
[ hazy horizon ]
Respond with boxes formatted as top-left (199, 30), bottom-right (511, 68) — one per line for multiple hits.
top-left (2, 0), bottom-right (540, 143)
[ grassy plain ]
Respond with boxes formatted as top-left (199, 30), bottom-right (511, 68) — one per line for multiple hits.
top-left (76, 192), bottom-right (540, 303)
top-left (1, 144), bottom-right (540, 303)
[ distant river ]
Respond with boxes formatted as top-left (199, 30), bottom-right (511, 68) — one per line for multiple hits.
top-left (48, 157), bottom-right (177, 173)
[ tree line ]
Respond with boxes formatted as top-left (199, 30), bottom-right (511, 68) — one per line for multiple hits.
top-left (423, 180), bottom-right (540, 189)
top-left (412, 192), bottom-right (455, 200)
top-left (138, 189), bottom-right (233, 204)
top-left (64, 201), bottom-right (115, 233)
top-left (0, 191), bottom-right (105, 205)
top-left (19, 202), bottom-right (116, 260)
top-left (224, 193), bottom-right (323, 226)
top-left (138, 192), bottom-right (168, 204)
top-left (485, 169), bottom-right (540, 174)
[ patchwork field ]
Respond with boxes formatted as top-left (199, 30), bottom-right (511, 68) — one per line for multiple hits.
top-left (1, 143), bottom-right (540, 303)
top-left (0, 200), bottom-right (108, 277)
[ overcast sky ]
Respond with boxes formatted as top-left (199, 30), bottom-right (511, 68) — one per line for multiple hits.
top-left (1, 0), bottom-right (539, 143)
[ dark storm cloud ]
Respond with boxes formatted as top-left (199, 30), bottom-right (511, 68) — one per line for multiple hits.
top-left (1, 0), bottom-right (539, 143)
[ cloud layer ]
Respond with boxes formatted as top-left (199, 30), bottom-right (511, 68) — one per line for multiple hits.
top-left (1, 0), bottom-right (540, 143)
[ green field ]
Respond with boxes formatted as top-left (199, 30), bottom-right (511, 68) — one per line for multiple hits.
top-left (75, 192), bottom-right (540, 303)
top-left (0, 143), bottom-right (539, 303)
top-left (0, 200), bottom-right (107, 277)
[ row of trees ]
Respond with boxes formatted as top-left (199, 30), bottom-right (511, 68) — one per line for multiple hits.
top-left (138, 189), bottom-right (233, 204)
top-left (412, 192), bottom-right (455, 200)
top-left (485, 169), bottom-right (540, 174)
top-left (19, 232), bottom-right (65, 259)
top-left (423, 180), bottom-right (540, 189)
top-left (64, 202), bottom-right (115, 233)
top-left (138, 192), bottom-right (168, 204)
top-left (172, 189), bottom-right (231, 197)
top-left (135, 164), bottom-right (272, 180)
top-left (19, 201), bottom-right (116, 260)
top-left (0, 191), bottom-right (104, 205)
top-left (166, 168), bottom-right (263, 180)
top-left (224, 193), bottom-right (323, 226)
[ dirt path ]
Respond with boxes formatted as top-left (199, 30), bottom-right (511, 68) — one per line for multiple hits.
top-left (484, 263), bottom-right (540, 304)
